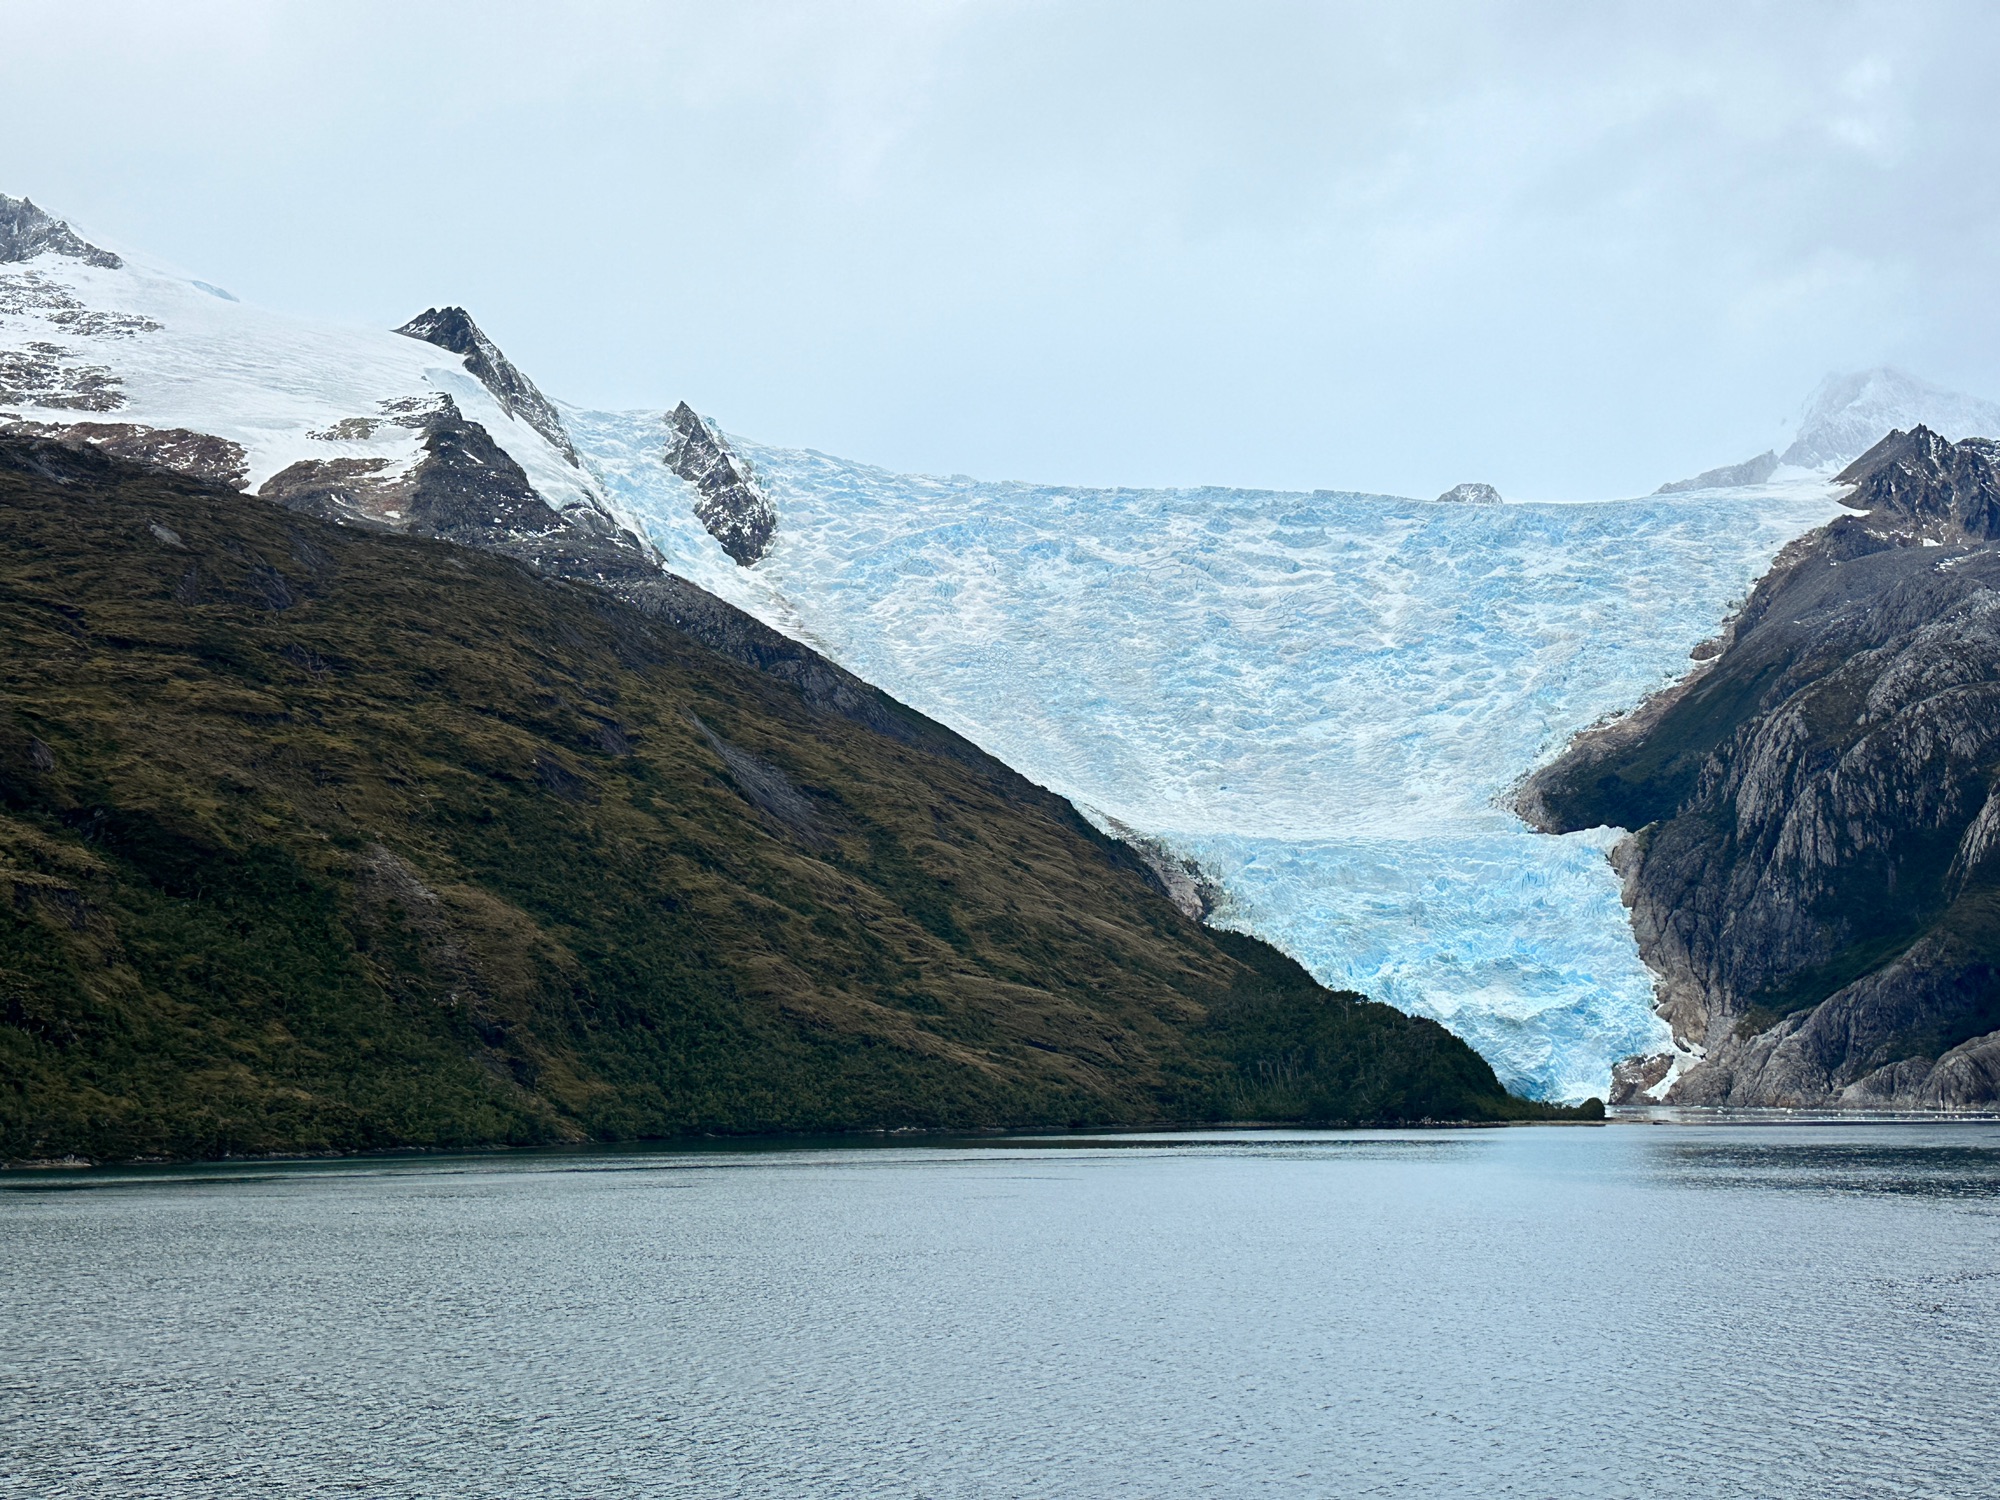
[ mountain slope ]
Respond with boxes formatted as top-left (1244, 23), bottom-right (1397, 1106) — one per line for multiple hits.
top-left (0, 438), bottom-right (1557, 1161)
top-left (1523, 427), bottom-right (2000, 1108)
top-left (0, 193), bottom-right (612, 536)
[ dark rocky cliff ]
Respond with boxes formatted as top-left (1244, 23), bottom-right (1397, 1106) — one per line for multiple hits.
top-left (665, 401), bottom-right (777, 564)
top-left (1523, 427), bottom-right (2000, 1108)
top-left (0, 195), bottom-right (121, 269)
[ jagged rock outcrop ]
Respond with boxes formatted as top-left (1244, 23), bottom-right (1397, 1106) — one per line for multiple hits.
top-left (0, 196), bottom-right (122, 270)
top-left (0, 343), bottom-right (122, 412)
top-left (1835, 425), bottom-right (2000, 540)
top-left (1434, 482), bottom-right (1501, 505)
top-left (665, 401), bottom-right (777, 564)
top-left (395, 306), bottom-right (580, 466)
top-left (1089, 813), bottom-right (1223, 920)
top-left (1655, 451), bottom-right (1779, 494)
top-left (1523, 426), bottom-right (2000, 1109)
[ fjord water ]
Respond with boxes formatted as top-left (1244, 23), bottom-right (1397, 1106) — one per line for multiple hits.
top-left (5, 1126), bottom-right (1997, 1498)
top-left (577, 420), bottom-right (1849, 1099)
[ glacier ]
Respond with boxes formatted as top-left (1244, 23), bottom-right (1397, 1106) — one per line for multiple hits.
top-left (0, 191), bottom-right (1893, 1101)
top-left (578, 421), bottom-right (1849, 1100)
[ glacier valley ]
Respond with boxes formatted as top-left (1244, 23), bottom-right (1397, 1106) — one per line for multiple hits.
top-left (578, 421), bottom-right (1850, 1100)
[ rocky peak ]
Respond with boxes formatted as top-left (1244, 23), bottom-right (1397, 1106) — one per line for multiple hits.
top-left (1654, 451), bottom-right (1779, 495)
top-left (0, 195), bottom-right (122, 269)
top-left (1837, 425), bottom-right (2000, 542)
top-left (1528, 423), bottom-right (2000, 1111)
top-left (259, 394), bottom-right (660, 589)
top-left (394, 305), bottom-right (580, 466)
top-left (665, 402), bottom-right (777, 565)
top-left (1434, 482), bottom-right (1501, 504)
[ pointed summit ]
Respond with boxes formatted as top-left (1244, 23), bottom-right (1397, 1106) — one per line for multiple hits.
top-left (1434, 482), bottom-right (1501, 504)
top-left (395, 305), bottom-right (579, 466)
top-left (1656, 367), bottom-right (2000, 491)
top-left (1781, 367), bottom-right (2000, 469)
top-left (0, 195), bottom-right (122, 269)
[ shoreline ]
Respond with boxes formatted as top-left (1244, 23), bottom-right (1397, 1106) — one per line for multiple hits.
top-left (16, 1106), bottom-right (2000, 1175)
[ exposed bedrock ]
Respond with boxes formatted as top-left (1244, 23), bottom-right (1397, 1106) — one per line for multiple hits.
top-left (395, 305), bottom-right (581, 466)
top-left (1523, 427), bottom-right (2000, 1109)
top-left (1655, 451), bottom-right (1779, 495)
top-left (0, 195), bottom-right (122, 269)
top-left (1434, 482), bottom-right (1502, 504)
top-left (665, 401), bottom-right (777, 565)
top-left (0, 343), bottom-right (123, 413)
top-left (261, 396), bottom-right (658, 583)
top-left (0, 420), bottom-right (247, 487)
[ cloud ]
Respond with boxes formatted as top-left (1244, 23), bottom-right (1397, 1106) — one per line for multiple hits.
top-left (3, 0), bottom-right (1998, 496)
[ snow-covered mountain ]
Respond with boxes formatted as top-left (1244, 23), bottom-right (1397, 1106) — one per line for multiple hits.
top-left (2, 192), bottom-right (1863, 1099)
top-left (0, 195), bottom-right (663, 580)
top-left (1784, 368), bottom-right (2000, 468)
top-left (1659, 366), bottom-right (2000, 491)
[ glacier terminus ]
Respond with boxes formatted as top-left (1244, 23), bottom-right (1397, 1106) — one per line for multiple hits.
top-left (582, 422), bottom-right (1853, 1101)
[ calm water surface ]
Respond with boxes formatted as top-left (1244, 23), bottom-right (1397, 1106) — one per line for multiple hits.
top-left (3, 1123), bottom-right (1997, 1498)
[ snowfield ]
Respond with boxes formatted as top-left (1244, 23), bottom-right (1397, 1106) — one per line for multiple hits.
top-left (0, 249), bottom-right (602, 521)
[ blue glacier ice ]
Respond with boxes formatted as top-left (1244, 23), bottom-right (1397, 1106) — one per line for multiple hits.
top-left (568, 410), bottom-right (1848, 1100)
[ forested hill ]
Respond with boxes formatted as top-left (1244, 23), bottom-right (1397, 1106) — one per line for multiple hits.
top-left (0, 439), bottom-right (1561, 1162)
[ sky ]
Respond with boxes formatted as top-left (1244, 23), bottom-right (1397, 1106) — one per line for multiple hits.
top-left (5, 0), bottom-right (2000, 499)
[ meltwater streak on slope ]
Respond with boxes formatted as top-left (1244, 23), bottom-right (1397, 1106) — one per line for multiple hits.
top-left (571, 416), bottom-right (1847, 1100)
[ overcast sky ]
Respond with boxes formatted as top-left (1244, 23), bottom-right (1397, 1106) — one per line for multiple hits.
top-left (5, 0), bottom-right (1998, 497)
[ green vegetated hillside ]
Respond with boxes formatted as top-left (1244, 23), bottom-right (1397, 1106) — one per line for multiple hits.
top-left (0, 439), bottom-right (1567, 1161)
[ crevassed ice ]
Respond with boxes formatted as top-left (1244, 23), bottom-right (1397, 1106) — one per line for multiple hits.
top-left (574, 414), bottom-right (1846, 1100)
